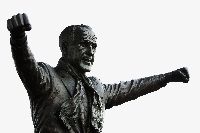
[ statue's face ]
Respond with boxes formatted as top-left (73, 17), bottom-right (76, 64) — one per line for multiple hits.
top-left (65, 28), bottom-right (97, 73)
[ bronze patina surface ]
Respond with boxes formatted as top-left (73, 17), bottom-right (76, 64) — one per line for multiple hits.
top-left (7, 13), bottom-right (189, 133)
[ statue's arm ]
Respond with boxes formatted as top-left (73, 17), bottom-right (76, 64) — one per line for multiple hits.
top-left (7, 13), bottom-right (50, 94)
top-left (103, 68), bottom-right (189, 109)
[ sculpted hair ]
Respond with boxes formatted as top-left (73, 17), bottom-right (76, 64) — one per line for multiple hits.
top-left (59, 24), bottom-right (92, 55)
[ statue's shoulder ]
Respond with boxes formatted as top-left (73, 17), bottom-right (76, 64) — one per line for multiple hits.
top-left (37, 62), bottom-right (57, 76)
top-left (88, 76), bottom-right (104, 97)
top-left (88, 76), bottom-right (101, 83)
top-left (38, 62), bottom-right (52, 70)
top-left (37, 62), bottom-right (63, 84)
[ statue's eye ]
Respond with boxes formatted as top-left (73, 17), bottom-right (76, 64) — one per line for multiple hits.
top-left (79, 42), bottom-right (97, 49)
top-left (91, 43), bottom-right (97, 49)
top-left (79, 43), bottom-right (87, 48)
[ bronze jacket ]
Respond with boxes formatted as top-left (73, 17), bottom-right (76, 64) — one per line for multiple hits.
top-left (11, 35), bottom-right (168, 133)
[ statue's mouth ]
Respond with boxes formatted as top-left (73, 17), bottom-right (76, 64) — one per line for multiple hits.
top-left (82, 56), bottom-right (93, 66)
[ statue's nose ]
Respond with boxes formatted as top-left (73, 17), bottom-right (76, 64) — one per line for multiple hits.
top-left (86, 45), bottom-right (95, 56)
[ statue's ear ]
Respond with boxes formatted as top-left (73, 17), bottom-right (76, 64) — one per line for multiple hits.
top-left (61, 41), bottom-right (69, 57)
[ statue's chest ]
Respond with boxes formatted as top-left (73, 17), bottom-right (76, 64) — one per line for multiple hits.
top-left (59, 80), bottom-right (92, 132)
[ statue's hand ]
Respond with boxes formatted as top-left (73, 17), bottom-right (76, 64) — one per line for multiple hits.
top-left (175, 67), bottom-right (189, 83)
top-left (166, 67), bottom-right (189, 83)
top-left (7, 13), bottom-right (31, 36)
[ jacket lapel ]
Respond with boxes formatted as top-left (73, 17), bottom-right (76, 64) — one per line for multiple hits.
top-left (88, 76), bottom-right (104, 98)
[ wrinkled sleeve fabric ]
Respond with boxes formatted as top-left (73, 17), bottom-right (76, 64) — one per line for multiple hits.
top-left (10, 34), bottom-right (51, 96)
top-left (103, 74), bottom-right (167, 109)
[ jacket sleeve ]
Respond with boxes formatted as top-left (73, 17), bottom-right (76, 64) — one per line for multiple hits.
top-left (10, 34), bottom-right (51, 96)
top-left (103, 74), bottom-right (167, 109)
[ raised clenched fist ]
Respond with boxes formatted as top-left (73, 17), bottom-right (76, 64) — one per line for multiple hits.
top-left (165, 67), bottom-right (190, 83)
top-left (174, 67), bottom-right (190, 83)
top-left (7, 13), bottom-right (31, 34)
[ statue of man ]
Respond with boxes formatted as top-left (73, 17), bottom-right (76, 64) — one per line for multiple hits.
top-left (7, 13), bottom-right (189, 133)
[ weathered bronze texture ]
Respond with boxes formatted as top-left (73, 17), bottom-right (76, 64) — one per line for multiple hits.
top-left (7, 13), bottom-right (189, 133)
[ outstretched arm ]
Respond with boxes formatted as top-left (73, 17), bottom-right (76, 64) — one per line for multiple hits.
top-left (103, 68), bottom-right (189, 109)
top-left (7, 13), bottom-right (50, 95)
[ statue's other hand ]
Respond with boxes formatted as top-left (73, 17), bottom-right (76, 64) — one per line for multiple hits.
top-left (172, 67), bottom-right (190, 83)
top-left (7, 13), bottom-right (32, 34)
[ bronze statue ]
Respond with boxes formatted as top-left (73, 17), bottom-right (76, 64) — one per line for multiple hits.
top-left (7, 13), bottom-right (189, 133)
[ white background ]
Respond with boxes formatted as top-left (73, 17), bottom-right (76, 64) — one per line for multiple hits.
top-left (0, 0), bottom-right (199, 132)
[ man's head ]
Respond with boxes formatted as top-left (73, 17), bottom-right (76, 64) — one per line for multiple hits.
top-left (59, 25), bottom-right (97, 73)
